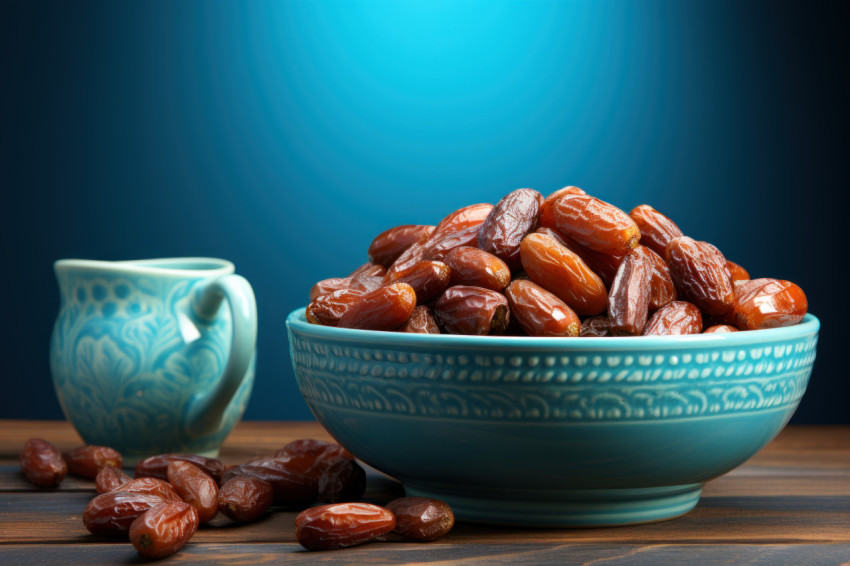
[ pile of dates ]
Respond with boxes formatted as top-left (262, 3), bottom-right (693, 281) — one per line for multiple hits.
top-left (307, 187), bottom-right (808, 336)
top-left (20, 437), bottom-right (453, 558)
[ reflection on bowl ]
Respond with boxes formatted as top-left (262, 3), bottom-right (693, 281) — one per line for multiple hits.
top-left (287, 308), bottom-right (819, 527)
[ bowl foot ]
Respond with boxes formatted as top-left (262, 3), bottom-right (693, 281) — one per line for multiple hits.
top-left (403, 481), bottom-right (703, 527)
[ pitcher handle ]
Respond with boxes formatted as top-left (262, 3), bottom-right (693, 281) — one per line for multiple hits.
top-left (185, 274), bottom-right (257, 437)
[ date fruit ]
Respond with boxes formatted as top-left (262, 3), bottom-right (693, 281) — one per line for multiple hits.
top-left (399, 305), bottom-right (441, 334)
top-left (368, 225), bottom-right (435, 267)
top-left (384, 260), bottom-right (451, 304)
top-left (504, 279), bottom-right (580, 337)
top-left (633, 245), bottom-right (677, 311)
top-left (386, 497), bottom-right (454, 541)
top-left (665, 236), bottom-right (735, 316)
top-left (607, 250), bottom-right (652, 336)
top-left (423, 203), bottom-right (493, 261)
top-left (519, 232), bottom-right (608, 316)
top-left (129, 500), bottom-right (199, 559)
top-left (223, 461), bottom-right (318, 505)
top-left (112, 477), bottom-right (183, 502)
top-left (642, 301), bottom-right (703, 336)
top-left (218, 476), bottom-right (274, 523)
top-left (167, 460), bottom-right (219, 524)
top-left (306, 288), bottom-right (367, 326)
top-left (20, 438), bottom-right (67, 488)
top-left (629, 204), bottom-right (684, 257)
top-left (317, 458), bottom-right (367, 503)
top-left (83, 491), bottom-right (168, 536)
top-left (275, 439), bottom-right (354, 480)
top-left (580, 315), bottom-right (611, 337)
top-left (63, 445), bottom-right (122, 479)
top-left (433, 285), bottom-right (510, 335)
top-left (96, 465), bottom-right (131, 494)
top-left (726, 260), bottom-right (750, 282)
top-left (135, 454), bottom-right (225, 485)
top-left (444, 246), bottom-right (511, 291)
top-left (538, 186), bottom-right (585, 230)
top-left (732, 278), bottom-right (808, 330)
top-left (337, 282), bottom-right (417, 330)
top-left (704, 324), bottom-right (738, 333)
top-left (477, 188), bottom-right (543, 270)
top-left (295, 502), bottom-right (396, 551)
top-left (553, 193), bottom-right (640, 255)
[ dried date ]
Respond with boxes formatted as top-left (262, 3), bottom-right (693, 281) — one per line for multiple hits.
top-left (386, 497), bottom-right (454, 541)
top-left (63, 445), bottom-right (122, 478)
top-left (167, 460), bottom-right (219, 524)
top-left (607, 250), bottom-right (652, 336)
top-left (726, 260), bottom-right (750, 282)
top-left (135, 454), bottom-right (225, 485)
top-left (337, 283), bottom-right (416, 330)
top-left (368, 225), bottom-right (435, 267)
top-left (20, 438), bottom-right (67, 488)
top-left (665, 237), bottom-right (735, 316)
top-left (553, 193), bottom-right (640, 255)
top-left (223, 461), bottom-right (318, 505)
top-left (703, 324), bottom-right (738, 333)
top-left (218, 476), bottom-right (274, 523)
top-left (642, 301), bottom-right (703, 336)
top-left (399, 305), bottom-right (441, 334)
top-left (129, 500), bottom-right (199, 559)
top-left (112, 477), bottom-right (183, 502)
top-left (306, 288), bottom-right (366, 326)
top-left (433, 285), bottom-right (510, 335)
top-left (629, 204), bottom-right (684, 257)
top-left (580, 315), bottom-right (611, 337)
top-left (504, 279), bottom-right (580, 337)
top-left (444, 246), bottom-right (511, 291)
top-left (295, 503), bottom-right (396, 550)
top-left (317, 459), bottom-right (367, 503)
top-left (348, 262), bottom-right (387, 279)
top-left (538, 186), bottom-right (585, 230)
top-left (732, 278), bottom-right (808, 330)
top-left (384, 260), bottom-right (451, 304)
top-left (633, 245), bottom-right (677, 311)
top-left (83, 491), bottom-right (168, 536)
top-left (422, 203), bottom-right (493, 261)
top-left (477, 188), bottom-right (543, 270)
top-left (96, 465), bottom-right (131, 494)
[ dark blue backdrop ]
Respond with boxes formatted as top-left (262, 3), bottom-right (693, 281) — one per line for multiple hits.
top-left (2, 0), bottom-right (847, 423)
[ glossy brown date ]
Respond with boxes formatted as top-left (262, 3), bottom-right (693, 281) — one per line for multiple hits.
top-left (167, 460), bottom-right (219, 524)
top-left (535, 227), bottom-right (624, 288)
top-left (20, 438), bottom-right (67, 488)
top-left (223, 461), bottom-right (318, 505)
top-left (337, 282), bottom-right (417, 330)
top-left (444, 246), bottom-right (511, 291)
top-left (399, 305), bottom-right (441, 334)
top-left (129, 500), bottom-right (199, 559)
top-left (629, 204), bottom-right (684, 257)
top-left (218, 476), bottom-right (274, 523)
top-left (607, 250), bottom-right (652, 336)
top-left (96, 465), bottom-right (131, 494)
top-left (274, 439), bottom-right (354, 480)
top-left (347, 262), bottom-right (388, 279)
top-left (538, 186), bottom-right (585, 230)
top-left (519, 232), bottom-right (608, 316)
top-left (386, 497), bottom-right (454, 541)
top-left (553, 193), bottom-right (640, 255)
top-left (732, 278), bottom-right (808, 330)
top-left (633, 245), bottom-right (677, 311)
top-left (135, 454), bottom-right (225, 485)
top-left (368, 225), bottom-right (435, 267)
top-left (63, 445), bottom-right (122, 479)
top-left (726, 260), bottom-right (750, 282)
top-left (665, 236), bottom-right (735, 316)
top-left (422, 203), bottom-right (493, 261)
top-left (384, 232), bottom-right (430, 281)
top-left (703, 324), bottom-right (738, 333)
top-left (384, 260), bottom-right (451, 304)
top-left (504, 279), bottom-right (580, 337)
top-left (295, 503), bottom-right (396, 550)
top-left (433, 285), bottom-right (510, 335)
top-left (317, 458), bottom-right (367, 503)
top-left (642, 301), bottom-right (703, 336)
top-left (112, 477), bottom-right (183, 502)
top-left (477, 188), bottom-right (543, 270)
top-left (306, 288), bottom-right (366, 326)
top-left (580, 315), bottom-right (611, 337)
top-left (83, 491), bottom-right (168, 536)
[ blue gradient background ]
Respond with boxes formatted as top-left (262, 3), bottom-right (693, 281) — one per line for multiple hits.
top-left (2, 1), bottom-right (847, 422)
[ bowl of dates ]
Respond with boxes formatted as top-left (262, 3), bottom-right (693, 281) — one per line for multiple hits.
top-left (287, 186), bottom-right (818, 527)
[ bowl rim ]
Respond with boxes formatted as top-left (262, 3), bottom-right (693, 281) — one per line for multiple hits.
top-left (286, 307), bottom-right (819, 350)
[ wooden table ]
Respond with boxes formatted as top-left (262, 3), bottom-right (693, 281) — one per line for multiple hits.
top-left (1, 421), bottom-right (849, 565)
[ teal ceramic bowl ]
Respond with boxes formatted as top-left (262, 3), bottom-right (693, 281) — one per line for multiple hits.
top-left (287, 308), bottom-right (819, 527)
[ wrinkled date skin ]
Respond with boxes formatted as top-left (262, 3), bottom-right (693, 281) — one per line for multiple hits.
top-left (167, 460), bottom-right (220, 524)
top-left (733, 278), bottom-right (808, 330)
top-left (399, 305), bottom-right (441, 334)
top-left (642, 301), bottom-right (703, 336)
top-left (444, 246), bottom-right (511, 291)
top-left (535, 227), bottom-right (624, 289)
top-left (433, 285), bottom-right (510, 335)
top-left (337, 283), bottom-right (416, 331)
top-left (504, 279), bottom-right (580, 337)
top-left (422, 203), bottom-right (494, 261)
top-left (384, 232), bottom-right (431, 281)
top-left (580, 315), bottom-right (611, 337)
top-left (553, 194), bottom-right (640, 255)
top-left (306, 288), bottom-right (367, 326)
top-left (112, 477), bottom-right (183, 502)
top-left (348, 262), bottom-right (387, 279)
top-left (63, 445), bottom-right (122, 479)
top-left (318, 459), bottom-right (367, 503)
top-left (223, 461), bottom-right (318, 505)
top-left (726, 260), bottom-right (750, 282)
top-left (608, 251), bottom-right (652, 336)
top-left (295, 503), bottom-right (396, 551)
top-left (20, 438), bottom-right (67, 488)
top-left (218, 476), bottom-right (274, 523)
top-left (538, 186), bottom-right (585, 231)
top-left (519, 232), bottom-right (608, 316)
top-left (704, 324), bottom-right (738, 333)
top-left (633, 245), bottom-right (677, 311)
top-left (135, 454), bottom-right (225, 485)
top-left (368, 225), bottom-right (435, 267)
top-left (83, 492), bottom-right (168, 536)
top-left (665, 237), bottom-right (735, 316)
top-left (477, 188), bottom-right (543, 270)
top-left (384, 260), bottom-right (451, 304)
top-left (629, 204), bottom-right (684, 257)
top-left (96, 465), bottom-right (132, 494)
top-left (129, 501), bottom-right (199, 559)
top-left (274, 439), bottom-right (354, 480)
top-left (386, 497), bottom-right (455, 541)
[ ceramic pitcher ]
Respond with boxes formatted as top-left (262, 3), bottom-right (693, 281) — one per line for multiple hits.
top-left (50, 258), bottom-right (257, 459)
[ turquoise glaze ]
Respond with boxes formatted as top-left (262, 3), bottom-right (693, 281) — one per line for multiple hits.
top-left (287, 308), bottom-right (819, 526)
top-left (51, 258), bottom-right (257, 461)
